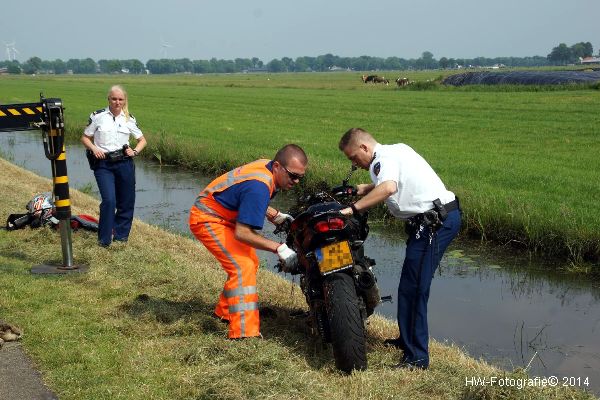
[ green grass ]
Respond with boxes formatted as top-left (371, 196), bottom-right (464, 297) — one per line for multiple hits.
top-left (1, 158), bottom-right (596, 400)
top-left (1, 72), bottom-right (599, 264)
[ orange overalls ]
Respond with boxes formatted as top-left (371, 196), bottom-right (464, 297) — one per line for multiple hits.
top-left (189, 159), bottom-right (275, 338)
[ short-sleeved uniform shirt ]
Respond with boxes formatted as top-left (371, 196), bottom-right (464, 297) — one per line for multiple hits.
top-left (214, 161), bottom-right (276, 230)
top-left (369, 143), bottom-right (455, 219)
top-left (84, 108), bottom-right (143, 152)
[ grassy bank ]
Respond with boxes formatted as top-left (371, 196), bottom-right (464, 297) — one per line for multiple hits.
top-left (0, 158), bottom-right (596, 399)
top-left (1, 73), bottom-right (599, 265)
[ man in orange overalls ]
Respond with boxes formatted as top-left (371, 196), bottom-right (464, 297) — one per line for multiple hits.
top-left (189, 144), bottom-right (307, 339)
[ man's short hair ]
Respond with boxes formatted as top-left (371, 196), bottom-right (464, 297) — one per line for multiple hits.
top-left (339, 128), bottom-right (375, 151)
top-left (274, 144), bottom-right (307, 166)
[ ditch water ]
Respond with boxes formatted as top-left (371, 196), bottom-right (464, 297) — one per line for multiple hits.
top-left (1, 131), bottom-right (599, 395)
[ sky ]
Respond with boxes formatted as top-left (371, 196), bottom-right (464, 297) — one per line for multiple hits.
top-left (1, 0), bottom-right (599, 63)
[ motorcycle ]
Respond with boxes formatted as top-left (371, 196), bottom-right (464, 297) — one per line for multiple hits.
top-left (274, 170), bottom-right (380, 373)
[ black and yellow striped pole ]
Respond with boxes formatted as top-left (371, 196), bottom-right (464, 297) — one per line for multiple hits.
top-left (33, 96), bottom-right (87, 273)
top-left (0, 103), bottom-right (44, 130)
top-left (0, 94), bottom-right (87, 274)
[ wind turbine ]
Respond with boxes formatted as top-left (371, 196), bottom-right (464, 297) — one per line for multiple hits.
top-left (4, 41), bottom-right (19, 61)
top-left (160, 38), bottom-right (173, 59)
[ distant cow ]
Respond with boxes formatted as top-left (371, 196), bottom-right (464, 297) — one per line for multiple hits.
top-left (396, 77), bottom-right (410, 87)
top-left (362, 74), bottom-right (389, 85)
top-left (362, 74), bottom-right (377, 83)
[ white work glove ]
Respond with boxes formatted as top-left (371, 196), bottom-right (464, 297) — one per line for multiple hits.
top-left (276, 243), bottom-right (298, 272)
top-left (271, 211), bottom-right (293, 225)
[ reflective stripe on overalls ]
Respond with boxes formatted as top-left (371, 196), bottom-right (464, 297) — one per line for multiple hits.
top-left (189, 159), bottom-right (275, 338)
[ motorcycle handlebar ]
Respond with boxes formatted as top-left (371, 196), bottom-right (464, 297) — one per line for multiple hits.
top-left (331, 185), bottom-right (357, 197)
top-left (273, 218), bottom-right (292, 235)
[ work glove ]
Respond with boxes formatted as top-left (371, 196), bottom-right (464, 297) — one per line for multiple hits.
top-left (271, 211), bottom-right (293, 225)
top-left (276, 243), bottom-right (298, 273)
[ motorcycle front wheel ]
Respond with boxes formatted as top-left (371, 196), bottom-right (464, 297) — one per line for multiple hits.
top-left (324, 272), bottom-right (367, 373)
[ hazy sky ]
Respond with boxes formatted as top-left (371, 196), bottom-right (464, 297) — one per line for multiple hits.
top-left (1, 0), bottom-right (599, 62)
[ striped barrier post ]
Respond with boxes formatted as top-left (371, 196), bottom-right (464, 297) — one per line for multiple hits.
top-left (1, 95), bottom-right (87, 274)
top-left (0, 103), bottom-right (44, 130)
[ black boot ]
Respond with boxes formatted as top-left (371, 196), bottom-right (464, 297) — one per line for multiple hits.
top-left (383, 337), bottom-right (403, 349)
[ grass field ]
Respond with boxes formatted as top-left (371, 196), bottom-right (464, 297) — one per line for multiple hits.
top-left (1, 72), bottom-right (599, 265)
top-left (1, 158), bottom-right (596, 400)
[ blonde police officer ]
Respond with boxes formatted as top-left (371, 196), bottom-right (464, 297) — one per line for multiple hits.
top-left (338, 127), bottom-right (461, 370)
top-left (81, 85), bottom-right (147, 247)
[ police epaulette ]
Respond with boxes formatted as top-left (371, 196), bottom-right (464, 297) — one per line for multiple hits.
top-left (92, 108), bottom-right (106, 115)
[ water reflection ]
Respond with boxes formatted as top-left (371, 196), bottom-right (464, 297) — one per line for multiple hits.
top-left (1, 131), bottom-right (599, 394)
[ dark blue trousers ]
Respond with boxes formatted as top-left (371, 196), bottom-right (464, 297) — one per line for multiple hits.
top-left (93, 159), bottom-right (136, 245)
top-left (397, 208), bottom-right (461, 368)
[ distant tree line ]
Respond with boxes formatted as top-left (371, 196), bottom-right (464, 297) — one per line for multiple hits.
top-left (547, 42), bottom-right (594, 65)
top-left (0, 42), bottom-right (595, 75)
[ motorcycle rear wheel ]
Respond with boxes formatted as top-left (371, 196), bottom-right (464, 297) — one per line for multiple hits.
top-left (324, 272), bottom-right (367, 373)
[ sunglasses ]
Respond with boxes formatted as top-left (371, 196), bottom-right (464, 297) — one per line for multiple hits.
top-left (283, 165), bottom-right (304, 181)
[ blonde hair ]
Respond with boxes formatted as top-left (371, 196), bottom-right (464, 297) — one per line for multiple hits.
top-left (107, 85), bottom-right (130, 121)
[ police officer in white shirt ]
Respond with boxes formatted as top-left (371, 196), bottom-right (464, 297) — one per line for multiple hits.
top-left (81, 85), bottom-right (147, 247)
top-left (338, 127), bottom-right (461, 370)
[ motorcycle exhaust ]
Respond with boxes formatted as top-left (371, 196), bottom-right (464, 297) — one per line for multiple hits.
top-left (357, 270), bottom-right (376, 291)
top-left (356, 269), bottom-right (381, 310)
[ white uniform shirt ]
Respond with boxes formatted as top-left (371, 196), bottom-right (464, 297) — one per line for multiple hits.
top-left (84, 108), bottom-right (143, 152)
top-left (369, 143), bottom-right (455, 219)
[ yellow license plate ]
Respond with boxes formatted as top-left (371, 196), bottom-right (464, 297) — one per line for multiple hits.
top-left (316, 241), bottom-right (354, 275)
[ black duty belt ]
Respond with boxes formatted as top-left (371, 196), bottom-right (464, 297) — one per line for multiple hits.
top-left (415, 198), bottom-right (459, 219)
top-left (104, 149), bottom-right (129, 162)
top-left (440, 199), bottom-right (459, 213)
top-left (407, 197), bottom-right (460, 233)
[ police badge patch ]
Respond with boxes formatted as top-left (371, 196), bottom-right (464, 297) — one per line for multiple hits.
top-left (373, 162), bottom-right (381, 176)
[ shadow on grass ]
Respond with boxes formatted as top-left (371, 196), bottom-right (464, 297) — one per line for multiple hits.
top-left (120, 293), bottom-right (226, 335)
top-left (119, 293), bottom-right (383, 372)
top-left (255, 302), bottom-right (334, 371)
top-left (0, 249), bottom-right (39, 266)
top-left (258, 302), bottom-right (389, 371)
